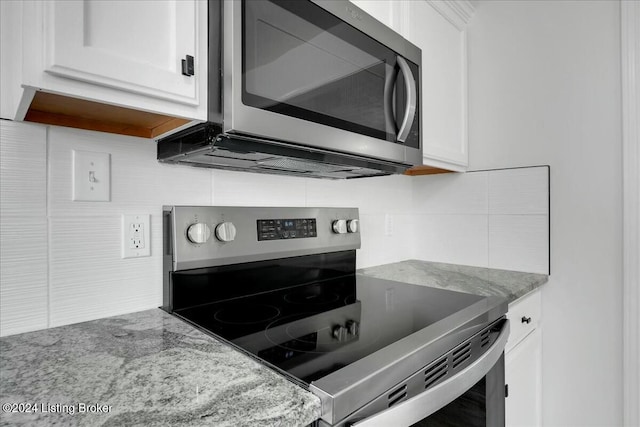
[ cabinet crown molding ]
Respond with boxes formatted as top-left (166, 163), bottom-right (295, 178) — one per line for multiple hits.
top-left (426, 0), bottom-right (476, 30)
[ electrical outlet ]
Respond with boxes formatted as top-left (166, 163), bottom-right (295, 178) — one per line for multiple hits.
top-left (72, 150), bottom-right (110, 202)
top-left (129, 223), bottom-right (144, 249)
top-left (122, 214), bottom-right (151, 258)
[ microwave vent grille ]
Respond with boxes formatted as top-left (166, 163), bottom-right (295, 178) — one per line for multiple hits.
top-left (256, 158), bottom-right (354, 174)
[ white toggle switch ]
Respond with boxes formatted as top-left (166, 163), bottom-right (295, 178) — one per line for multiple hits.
top-left (72, 150), bottom-right (110, 202)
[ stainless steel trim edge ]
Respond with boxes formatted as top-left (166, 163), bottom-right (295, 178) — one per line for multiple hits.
top-left (309, 291), bottom-right (507, 425)
top-left (350, 320), bottom-right (510, 427)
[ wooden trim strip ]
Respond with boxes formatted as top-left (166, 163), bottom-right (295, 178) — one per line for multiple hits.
top-left (404, 165), bottom-right (455, 176)
top-left (23, 91), bottom-right (190, 139)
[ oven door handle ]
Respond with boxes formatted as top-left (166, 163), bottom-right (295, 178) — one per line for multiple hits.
top-left (349, 319), bottom-right (510, 427)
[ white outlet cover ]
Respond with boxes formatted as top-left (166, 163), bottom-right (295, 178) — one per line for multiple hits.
top-left (122, 214), bottom-right (151, 258)
top-left (72, 150), bottom-right (110, 201)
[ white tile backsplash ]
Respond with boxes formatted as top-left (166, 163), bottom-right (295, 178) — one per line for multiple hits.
top-left (0, 121), bottom-right (47, 217)
top-left (306, 174), bottom-right (413, 214)
top-left (0, 217), bottom-right (48, 335)
top-left (489, 166), bottom-right (549, 214)
top-left (411, 166), bottom-right (550, 274)
top-left (357, 213), bottom-right (414, 268)
top-left (49, 216), bottom-right (163, 326)
top-left (212, 169), bottom-right (307, 207)
top-left (489, 214), bottom-right (549, 274)
top-left (412, 214), bottom-right (489, 267)
top-left (48, 127), bottom-right (213, 216)
top-left (412, 171), bottom-right (489, 214)
top-left (0, 121), bottom-right (549, 336)
top-left (0, 121), bottom-right (49, 336)
top-left (42, 126), bottom-right (213, 329)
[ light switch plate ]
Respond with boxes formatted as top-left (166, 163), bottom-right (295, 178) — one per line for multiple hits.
top-left (122, 214), bottom-right (151, 259)
top-left (72, 150), bottom-right (110, 201)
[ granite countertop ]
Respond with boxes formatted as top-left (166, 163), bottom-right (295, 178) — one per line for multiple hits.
top-left (0, 309), bottom-right (320, 427)
top-left (358, 260), bottom-right (548, 304)
top-left (1, 260), bottom-right (546, 427)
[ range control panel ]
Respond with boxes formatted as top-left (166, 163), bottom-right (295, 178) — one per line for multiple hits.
top-left (166, 206), bottom-right (360, 271)
top-left (257, 218), bottom-right (317, 241)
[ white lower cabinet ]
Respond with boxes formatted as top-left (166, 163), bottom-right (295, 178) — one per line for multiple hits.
top-left (505, 289), bottom-right (542, 426)
top-left (506, 328), bottom-right (542, 426)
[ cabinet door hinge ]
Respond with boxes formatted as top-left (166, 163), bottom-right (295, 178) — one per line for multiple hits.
top-left (505, 384), bottom-right (509, 398)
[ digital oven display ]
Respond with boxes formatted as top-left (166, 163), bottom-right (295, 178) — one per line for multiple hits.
top-left (257, 218), bottom-right (317, 241)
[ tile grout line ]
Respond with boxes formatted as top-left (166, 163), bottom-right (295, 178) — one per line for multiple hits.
top-left (45, 125), bottom-right (52, 329)
top-left (486, 172), bottom-right (491, 268)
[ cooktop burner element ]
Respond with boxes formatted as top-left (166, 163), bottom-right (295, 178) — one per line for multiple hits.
top-left (162, 206), bottom-right (508, 426)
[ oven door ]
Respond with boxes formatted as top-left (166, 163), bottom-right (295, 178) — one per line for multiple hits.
top-left (223, 0), bottom-right (422, 165)
top-left (345, 319), bottom-right (509, 427)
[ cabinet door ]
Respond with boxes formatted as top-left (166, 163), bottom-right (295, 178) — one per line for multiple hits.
top-left (405, 1), bottom-right (468, 170)
top-left (505, 328), bottom-right (542, 427)
top-left (44, 0), bottom-right (199, 106)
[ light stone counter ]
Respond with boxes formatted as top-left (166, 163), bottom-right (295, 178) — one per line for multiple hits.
top-left (358, 260), bottom-right (548, 304)
top-left (1, 261), bottom-right (546, 427)
top-left (0, 309), bottom-right (320, 427)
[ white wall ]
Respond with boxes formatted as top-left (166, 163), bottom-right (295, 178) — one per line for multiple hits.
top-left (467, 1), bottom-right (623, 425)
top-left (0, 120), bottom-right (413, 336)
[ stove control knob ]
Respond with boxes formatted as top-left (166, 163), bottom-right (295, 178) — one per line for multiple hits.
top-left (346, 320), bottom-right (360, 336)
top-left (187, 223), bottom-right (211, 244)
top-left (215, 222), bottom-right (237, 242)
top-left (347, 219), bottom-right (359, 233)
top-left (332, 220), bottom-right (347, 234)
top-left (332, 325), bottom-right (348, 341)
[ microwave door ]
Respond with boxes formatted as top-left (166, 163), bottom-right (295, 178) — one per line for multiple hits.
top-left (242, 0), bottom-right (396, 140)
top-left (225, 0), bottom-right (419, 164)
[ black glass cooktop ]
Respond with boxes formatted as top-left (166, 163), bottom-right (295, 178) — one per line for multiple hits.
top-left (172, 252), bottom-right (484, 384)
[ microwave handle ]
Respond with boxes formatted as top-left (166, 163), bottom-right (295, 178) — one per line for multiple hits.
top-left (395, 56), bottom-right (417, 143)
top-left (348, 319), bottom-right (510, 427)
top-left (383, 65), bottom-right (398, 139)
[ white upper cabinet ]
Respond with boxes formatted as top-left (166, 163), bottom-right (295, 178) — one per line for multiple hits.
top-left (1, 0), bottom-right (207, 139)
top-left (45, 0), bottom-right (199, 105)
top-left (402, 1), bottom-right (472, 172)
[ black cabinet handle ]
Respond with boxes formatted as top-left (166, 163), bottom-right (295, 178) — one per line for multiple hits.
top-left (182, 55), bottom-right (195, 76)
top-left (521, 316), bottom-right (532, 324)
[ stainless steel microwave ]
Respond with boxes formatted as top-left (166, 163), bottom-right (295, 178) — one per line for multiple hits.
top-left (158, 0), bottom-right (423, 179)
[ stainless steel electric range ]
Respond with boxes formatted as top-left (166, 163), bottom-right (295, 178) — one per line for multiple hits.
top-left (162, 206), bottom-right (509, 427)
